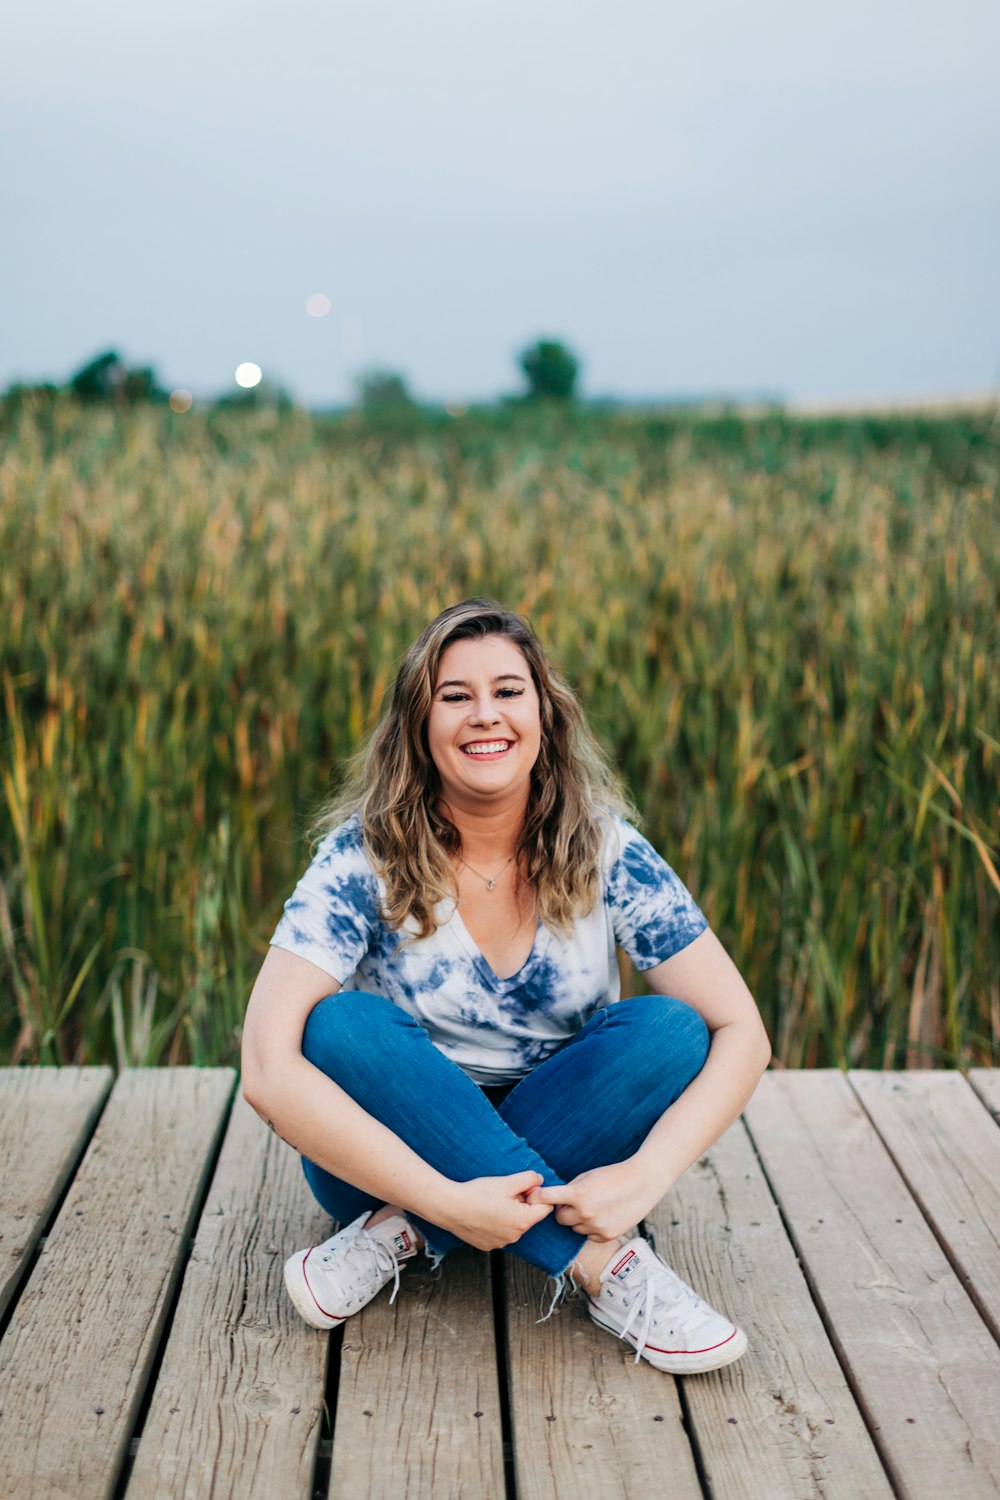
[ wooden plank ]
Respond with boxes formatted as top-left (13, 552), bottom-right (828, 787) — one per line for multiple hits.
top-left (745, 1070), bottom-right (1000, 1500)
top-left (850, 1070), bottom-right (1000, 1341)
top-left (505, 1255), bottom-right (701, 1500)
top-left (647, 1119), bottom-right (893, 1500)
top-left (0, 1068), bottom-right (235, 1500)
top-left (969, 1068), bottom-right (1000, 1120)
top-left (0, 1067), bottom-right (112, 1320)
top-left (330, 1245), bottom-right (504, 1500)
top-left (125, 1097), bottom-right (331, 1500)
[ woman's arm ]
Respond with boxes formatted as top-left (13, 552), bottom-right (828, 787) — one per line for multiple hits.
top-left (534, 928), bottom-right (771, 1239)
top-left (630, 926), bottom-right (772, 1184)
top-left (241, 946), bottom-right (551, 1249)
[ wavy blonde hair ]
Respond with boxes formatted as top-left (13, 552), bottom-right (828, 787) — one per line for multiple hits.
top-left (311, 599), bottom-right (636, 937)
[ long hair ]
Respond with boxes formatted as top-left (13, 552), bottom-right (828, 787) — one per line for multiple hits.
top-left (311, 599), bottom-right (636, 937)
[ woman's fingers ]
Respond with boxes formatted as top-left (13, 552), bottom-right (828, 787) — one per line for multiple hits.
top-left (533, 1184), bottom-right (574, 1205)
top-left (446, 1174), bottom-right (554, 1249)
top-left (548, 1192), bottom-right (614, 1238)
top-left (534, 1183), bottom-right (588, 1228)
top-left (533, 1165), bottom-right (647, 1241)
top-left (507, 1169), bottom-right (545, 1198)
top-left (538, 1185), bottom-right (592, 1227)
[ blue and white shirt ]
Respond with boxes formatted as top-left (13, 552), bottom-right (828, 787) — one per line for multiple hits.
top-left (270, 813), bottom-right (708, 1086)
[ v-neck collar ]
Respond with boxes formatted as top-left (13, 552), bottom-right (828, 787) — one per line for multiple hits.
top-left (446, 902), bottom-right (551, 989)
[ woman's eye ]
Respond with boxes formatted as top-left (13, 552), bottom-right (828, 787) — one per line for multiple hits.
top-left (438, 687), bottom-right (523, 703)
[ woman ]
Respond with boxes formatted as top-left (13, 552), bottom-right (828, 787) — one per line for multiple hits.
top-left (242, 599), bottom-right (771, 1374)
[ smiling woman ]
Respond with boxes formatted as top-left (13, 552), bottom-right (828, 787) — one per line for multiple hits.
top-left (240, 599), bottom-right (771, 1375)
top-left (426, 634), bottom-right (542, 810)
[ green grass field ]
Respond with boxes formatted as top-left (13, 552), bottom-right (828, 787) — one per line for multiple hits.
top-left (1, 398), bottom-right (997, 1069)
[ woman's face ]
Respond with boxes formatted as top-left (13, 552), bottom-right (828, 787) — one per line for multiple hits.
top-left (426, 634), bottom-right (542, 811)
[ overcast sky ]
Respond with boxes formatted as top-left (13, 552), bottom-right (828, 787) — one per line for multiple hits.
top-left (4, 0), bottom-right (998, 406)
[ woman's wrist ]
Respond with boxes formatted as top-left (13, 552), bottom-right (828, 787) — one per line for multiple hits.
top-left (629, 1146), bottom-right (679, 1204)
top-left (404, 1167), bottom-right (463, 1228)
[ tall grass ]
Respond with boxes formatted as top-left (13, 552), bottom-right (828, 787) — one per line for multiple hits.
top-left (1, 398), bottom-right (997, 1068)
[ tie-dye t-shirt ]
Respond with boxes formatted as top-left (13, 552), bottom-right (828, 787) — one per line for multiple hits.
top-left (270, 813), bottom-right (708, 1086)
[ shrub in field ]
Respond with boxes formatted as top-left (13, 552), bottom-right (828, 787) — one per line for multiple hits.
top-left (356, 368), bottom-right (416, 411)
top-left (0, 400), bottom-right (996, 1068)
top-left (67, 349), bottom-right (167, 405)
top-left (518, 339), bottom-right (580, 401)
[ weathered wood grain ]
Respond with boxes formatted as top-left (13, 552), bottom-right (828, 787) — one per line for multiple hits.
top-left (125, 1096), bottom-right (331, 1500)
top-left (745, 1070), bottom-right (1000, 1499)
top-left (505, 1255), bottom-right (701, 1500)
top-left (849, 1070), bottom-right (1000, 1341)
top-left (649, 1118), bottom-right (893, 1500)
top-left (969, 1068), bottom-right (1000, 1121)
top-left (0, 1067), bottom-right (112, 1320)
top-left (0, 1068), bottom-right (235, 1500)
top-left (330, 1245), bottom-right (504, 1500)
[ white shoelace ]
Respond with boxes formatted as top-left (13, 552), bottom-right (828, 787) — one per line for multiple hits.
top-left (617, 1262), bottom-right (708, 1363)
top-left (316, 1220), bottom-right (406, 1305)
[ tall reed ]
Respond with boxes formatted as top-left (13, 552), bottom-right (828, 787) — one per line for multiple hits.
top-left (1, 399), bottom-right (996, 1067)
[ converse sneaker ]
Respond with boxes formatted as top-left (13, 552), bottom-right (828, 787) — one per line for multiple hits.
top-left (284, 1211), bottom-right (419, 1330)
top-left (587, 1238), bottom-right (747, 1374)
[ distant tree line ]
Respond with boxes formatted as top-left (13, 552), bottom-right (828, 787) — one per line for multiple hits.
top-left (2, 338), bottom-right (582, 414)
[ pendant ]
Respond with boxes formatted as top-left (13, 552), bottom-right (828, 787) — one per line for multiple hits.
top-left (486, 878), bottom-right (496, 891)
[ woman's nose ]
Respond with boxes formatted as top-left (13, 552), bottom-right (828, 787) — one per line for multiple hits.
top-left (468, 696), bottom-right (500, 725)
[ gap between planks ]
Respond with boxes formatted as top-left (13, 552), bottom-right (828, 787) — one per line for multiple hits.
top-left (744, 1070), bottom-right (1000, 1500)
top-left (847, 1069), bottom-right (1000, 1344)
top-left (0, 1068), bottom-right (235, 1500)
top-left (0, 1067), bottom-right (113, 1324)
top-left (124, 1096), bottom-right (332, 1500)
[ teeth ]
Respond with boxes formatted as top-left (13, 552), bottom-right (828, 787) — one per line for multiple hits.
top-left (463, 741), bottom-right (511, 755)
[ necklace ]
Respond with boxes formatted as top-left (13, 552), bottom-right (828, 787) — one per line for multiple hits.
top-left (459, 854), bottom-right (515, 892)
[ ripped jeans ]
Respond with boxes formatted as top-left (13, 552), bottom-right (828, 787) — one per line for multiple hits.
top-left (300, 990), bottom-right (710, 1278)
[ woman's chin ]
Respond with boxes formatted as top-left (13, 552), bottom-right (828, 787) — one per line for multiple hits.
top-left (442, 764), bottom-right (529, 805)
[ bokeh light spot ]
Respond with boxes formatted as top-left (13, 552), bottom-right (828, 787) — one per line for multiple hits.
top-left (169, 389), bottom-right (193, 413)
top-left (235, 362), bottom-right (263, 389)
top-left (306, 292), bottom-right (331, 318)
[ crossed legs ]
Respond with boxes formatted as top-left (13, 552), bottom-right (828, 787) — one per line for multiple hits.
top-left (299, 989), bottom-right (710, 1276)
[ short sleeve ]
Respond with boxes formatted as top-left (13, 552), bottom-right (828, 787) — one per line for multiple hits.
top-left (603, 819), bottom-right (708, 970)
top-left (269, 815), bottom-right (382, 982)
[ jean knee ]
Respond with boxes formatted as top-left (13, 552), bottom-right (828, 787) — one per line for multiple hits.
top-left (619, 992), bottom-right (710, 1088)
top-left (301, 989), bottom-right (409, 1070)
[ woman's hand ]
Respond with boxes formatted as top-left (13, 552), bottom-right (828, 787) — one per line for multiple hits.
top-left (435, 1170), bottom-right (554, 1251)
top-left (528, 1158), bottom-right (667, 1242)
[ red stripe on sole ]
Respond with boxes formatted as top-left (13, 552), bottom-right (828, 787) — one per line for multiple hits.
top-left (587, 1296), bottom-right (738, 1356)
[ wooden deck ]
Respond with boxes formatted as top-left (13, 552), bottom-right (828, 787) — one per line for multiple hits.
top-left (1, 1068), bottom-right (999, 1499)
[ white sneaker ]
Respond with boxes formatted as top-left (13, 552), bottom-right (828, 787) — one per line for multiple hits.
top-left (283, 1211), bottom-right (419, 1330)
top-left (587, 1238), bottom-right (747, 1374)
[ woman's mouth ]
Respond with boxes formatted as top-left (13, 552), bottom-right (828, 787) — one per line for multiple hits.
top-left (460, 740), bottom-right (513, 757)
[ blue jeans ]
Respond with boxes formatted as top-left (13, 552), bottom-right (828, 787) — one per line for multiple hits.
top-left (300, 990), bottom-right (710, 1277)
